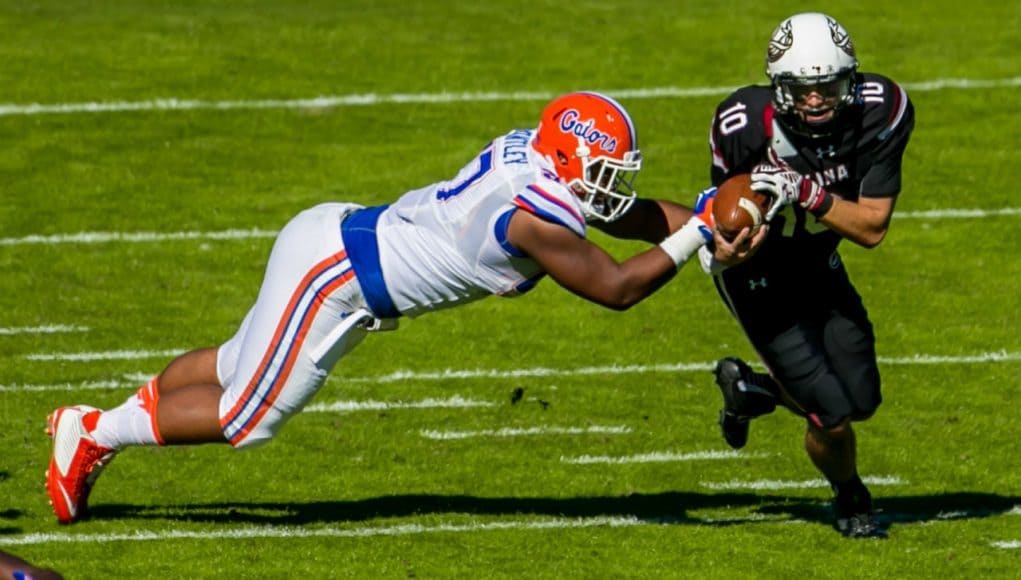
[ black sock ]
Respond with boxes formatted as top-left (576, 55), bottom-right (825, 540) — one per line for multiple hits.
top-left (832, 474), bottom-right (872, 512)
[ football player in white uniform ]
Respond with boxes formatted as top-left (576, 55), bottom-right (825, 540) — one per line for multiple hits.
top-left (45, 91), bottom-right (719, 524)
top-left (0, 549), bottom-right (62, 580)
top-left (700, 13), bottom-right (914, 538)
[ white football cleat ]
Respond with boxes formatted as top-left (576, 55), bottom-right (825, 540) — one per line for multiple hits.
top-left (45, 405), bottom-right (116, 524)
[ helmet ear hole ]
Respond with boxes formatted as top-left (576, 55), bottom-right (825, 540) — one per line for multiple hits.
top-left (556, 150), bottom-right (570, 166)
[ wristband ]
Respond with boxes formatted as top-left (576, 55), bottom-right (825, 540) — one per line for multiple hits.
top-left (809, 190), bottom-right (834, 217)
top-left (658, 217), bottom-right (709, 268)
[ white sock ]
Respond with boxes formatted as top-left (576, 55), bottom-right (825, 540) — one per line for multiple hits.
top-left (91, 378), bottom-right (165, 449)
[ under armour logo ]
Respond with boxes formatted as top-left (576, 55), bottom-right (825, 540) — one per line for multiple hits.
top-left (748, 277), bottom-right (768, 290)
top-left (829, 252), bottom-right (842, 270)
top-left (816, 145), bottom-right (836, 158)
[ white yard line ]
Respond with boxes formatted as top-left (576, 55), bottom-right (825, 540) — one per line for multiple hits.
top-left (877, 352), bottom-right (1021, 365)
top-left (9, 351), bottom-right (1021, 393)
top-left (0, 76), bottom-right (1017, 117)
top-left (346, 362), bottom-right (714, 383)
top-left (894, 208), bottom-right (1021, 219)
top-left (700, 475), bottom-right (905, 491)
top-left (305, 396), bottom-right (494, 413)
top-left (2, 208), bottom-right (1018, 247)
top-left (0, 515), bottom-right (645, 547)
top-left (0, 228), bottom-right (277, 246)
top-left (0, 379), bottom-right (130, 393)
top-left (24, 349), bottom-right (184, 362)
top-left (0, 324), bottom-right (88, 335)
top-left (340, 351), bottom-right (1021, 384)
top-left (421, 425), bottom-right (632, 440)
top-left (0, 503), bottom-right (1007, 548)
top-left (562, 450), bottom-right (765, 465)
top-left (21, 349), bottom-right (1021, 369)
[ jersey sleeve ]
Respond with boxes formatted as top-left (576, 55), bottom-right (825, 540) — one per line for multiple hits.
top-left (858, 76), bottom-right (915, 198)
top-left (709, 86), bottom-right (773, 186)
top-left (511, 181), bottom-right (587, 238)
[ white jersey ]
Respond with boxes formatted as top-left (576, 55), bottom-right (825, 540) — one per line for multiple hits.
top-left (215, 131), bottom-right (589, 448)
top-left (344, 129), bottom-right (588, 319)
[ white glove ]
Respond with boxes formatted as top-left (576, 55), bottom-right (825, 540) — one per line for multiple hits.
top-left (751, 163), bottom-right (832, 220)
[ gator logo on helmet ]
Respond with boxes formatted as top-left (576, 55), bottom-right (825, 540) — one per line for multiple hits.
top-left (767, 19), bottom-right (794, 63)
top-left (559, 109), bottom-right (619, 153)
top-left (826, 16), bottom-right (856, 58)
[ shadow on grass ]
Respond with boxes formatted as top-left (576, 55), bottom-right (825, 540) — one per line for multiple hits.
top-left (0, 471), bottom-right (25, 534)
top-left (765, 491), bottom-right (1021, 526)
top-left (86, 490), bottom-right (1019, 533)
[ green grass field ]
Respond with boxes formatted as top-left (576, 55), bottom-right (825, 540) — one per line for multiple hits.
top-left (1, 1), bottom-right (1019, 577)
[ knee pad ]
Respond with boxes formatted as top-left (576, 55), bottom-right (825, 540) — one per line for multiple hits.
top-left (822, 314), bottom-right (882, 421)
top-left (850, 401), bottom-right (880, 422)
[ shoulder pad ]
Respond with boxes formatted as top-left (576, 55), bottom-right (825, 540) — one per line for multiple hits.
top-left (710, 86), bottom-right (773, 183)
top-left (857, 73), bottom-right (913, 143)
top-left (512, 179), bottom-right (587, 238)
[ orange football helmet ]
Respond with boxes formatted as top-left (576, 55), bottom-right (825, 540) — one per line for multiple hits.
top-left (532, 91), bottom-right (642, 222)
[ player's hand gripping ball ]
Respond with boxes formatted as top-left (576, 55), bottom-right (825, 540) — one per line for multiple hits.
top-left (712, 173), bottom-right (773, 241)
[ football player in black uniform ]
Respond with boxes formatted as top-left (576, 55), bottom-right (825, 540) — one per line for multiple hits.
top-left (701, 12), bottom-right (914, 538)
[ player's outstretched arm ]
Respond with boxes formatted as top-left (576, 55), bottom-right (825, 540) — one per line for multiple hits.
top-left (591, 198), bottom-right (695, 244)
top-left (507, 211), bottom-right (698, 310)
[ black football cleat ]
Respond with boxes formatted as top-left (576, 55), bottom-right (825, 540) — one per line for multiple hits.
top-left (718, 409), bottom-right (750, 450)
top-left (833, 483), bottom-right (887, 539)
top-left (712, 357), bottom-right (779, 449)
top-left (713, 358), bottom-right (756, 449)
top-left (835, 510), bottom-right (886, 539)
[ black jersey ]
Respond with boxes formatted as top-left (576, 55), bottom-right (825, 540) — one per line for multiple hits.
top-left (708, 72), bottom-right (914, 264)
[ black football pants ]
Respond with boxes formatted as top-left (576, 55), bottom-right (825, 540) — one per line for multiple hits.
top-left (714, 252), bottom-right (882, 428)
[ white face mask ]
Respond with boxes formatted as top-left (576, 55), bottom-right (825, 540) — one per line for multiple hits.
top-left (574, 148), bottom-right (642, 223)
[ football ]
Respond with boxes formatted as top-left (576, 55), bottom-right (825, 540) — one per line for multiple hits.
top-left (712, 173), bottom-right (773, 241)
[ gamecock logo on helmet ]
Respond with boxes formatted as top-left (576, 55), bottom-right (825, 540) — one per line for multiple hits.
top-left (767, 20), bottom-right (794, 63)
top-left (826, 16), bottom-right (856, 58)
